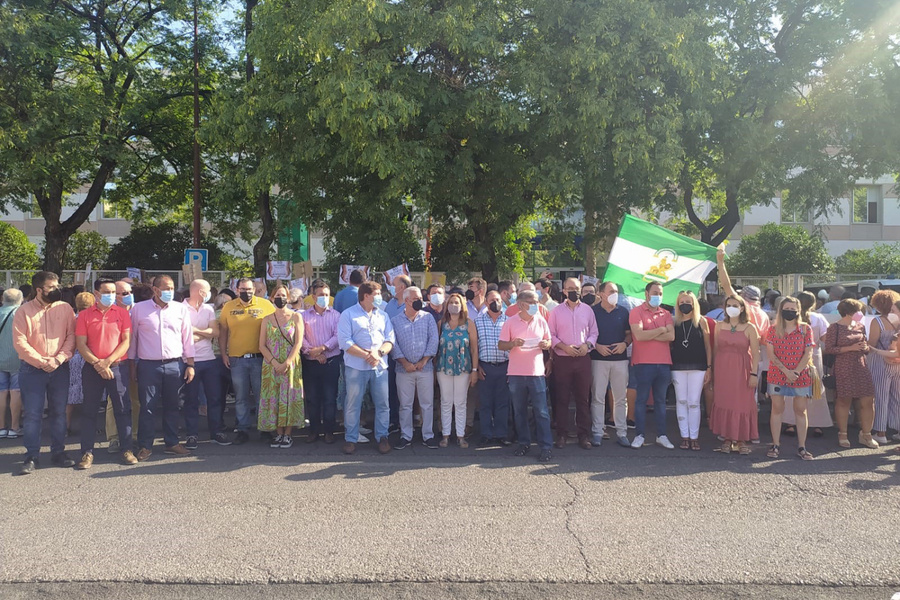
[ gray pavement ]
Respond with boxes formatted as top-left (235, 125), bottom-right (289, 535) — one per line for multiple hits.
top-left (1, 410), bottom-right (899, 599)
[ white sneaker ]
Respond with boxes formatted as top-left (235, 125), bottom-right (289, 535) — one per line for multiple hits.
top-left (872, 434), bottom-right (889, 445)
top-left (359, 426), bottom-right (373, 435)
top-left (358, 434), bottom-right (370, 443)
top-left (630, 434), bottom-right (645, 449)
top-left (656, 435), bottom-right (675, 449)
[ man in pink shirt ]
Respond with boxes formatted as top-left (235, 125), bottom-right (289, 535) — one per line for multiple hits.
top-left (130, 275), bottom-right (195, 461)
top-left (499, 290), bottom-right (553, 462)
top-left (548, 277), bottom-right (598, 450)
top-left (628, 282), bottom-right (676, 450)
top-left (13, 271), bottom-right (76, 475)
top-left (301, 279), bottom-right (341, 444)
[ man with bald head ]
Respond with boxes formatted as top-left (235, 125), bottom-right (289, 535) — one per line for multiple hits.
top-left (183, 279), bottom-right (229, 448)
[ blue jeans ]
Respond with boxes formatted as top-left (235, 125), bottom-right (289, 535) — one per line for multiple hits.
top-left (302, 356), bottom-right (339, 434)
top-left (185, 359), bottom-right (225, 438)
top-left (82, 363), bottom-right (131, 453)
top-left (343, 365), bottom-right (389, 443)
top-left (479, 362), bottom-right (510, 439)
top-left (230, 356), bottom-right (263, 432)
top-left (137, 359), bottom-right (185, 449)
top-left (20, 361), bottom-right (69, 458)
top-left (633, 363), bottom-right (671, 437)
top-left (508, 375), bottom-right (552, 450)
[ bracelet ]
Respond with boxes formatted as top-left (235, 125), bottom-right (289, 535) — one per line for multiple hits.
top-left (749, 373), bottom-right (758, 378)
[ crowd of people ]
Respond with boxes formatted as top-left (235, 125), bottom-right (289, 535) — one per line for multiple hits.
top-left (2, 248), bottom-right (899, 475)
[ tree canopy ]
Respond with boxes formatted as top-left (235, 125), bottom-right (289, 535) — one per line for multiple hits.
top-left (727, 224), bottom-right (835, 276)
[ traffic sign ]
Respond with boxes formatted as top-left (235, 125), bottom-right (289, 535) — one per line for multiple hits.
top-left (184, 248), bottom-right (208, 272)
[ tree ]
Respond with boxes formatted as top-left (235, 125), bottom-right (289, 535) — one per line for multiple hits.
top-left (104, 222), bottom-right (228, 271)
top-left (727, 224), bottom-right (835, 276)
top-left (0, 0), bottom-right (220, 274)
top-left (0, 223), bottom-right (40, 270)
top-left (835, 243), bottom-right (900, 276)
top-left (41, 231), bottom-right (109, 271)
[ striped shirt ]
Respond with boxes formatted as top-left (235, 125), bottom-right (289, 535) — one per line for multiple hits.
top-left (474, 311), bottom-right (509, 364)
top-left (301, 306), bottom-right (341, 359)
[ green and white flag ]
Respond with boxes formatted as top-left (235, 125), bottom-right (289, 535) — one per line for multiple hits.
top-left (604, 214), bottom-right (717, 306)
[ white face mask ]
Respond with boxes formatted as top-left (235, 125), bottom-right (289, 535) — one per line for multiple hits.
top-left (725, 306), bottom-right (741, 318)
top-left (448, 304), bottom-right (461, 315)
top-left (606, 293), bottom-right (619, 306)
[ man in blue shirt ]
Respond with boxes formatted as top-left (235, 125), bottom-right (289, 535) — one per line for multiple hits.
top-left (590, 282), bottom-right (632, 448)
top-left (334, 269), bottom-right (366, 313)
top-left (390, 286), bottom-right (439, 449)
top-left (383, 274), bottom-right (410, 433)
top-left (337, 282), bottom-right (395, 455)
top-left (474, 290), bottom-right (510, 445)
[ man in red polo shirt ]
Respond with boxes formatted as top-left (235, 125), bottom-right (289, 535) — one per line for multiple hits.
top-left (74, 278), bottom-right (136, 469)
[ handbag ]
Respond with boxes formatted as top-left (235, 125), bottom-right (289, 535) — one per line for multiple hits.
top-left (809, 365), bottom-right (824, 400)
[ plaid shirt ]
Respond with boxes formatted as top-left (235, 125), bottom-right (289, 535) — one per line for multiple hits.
top-left (390, 310), bottom-right (439, 372)
top-left (475, 311), bottom-right (509, 363)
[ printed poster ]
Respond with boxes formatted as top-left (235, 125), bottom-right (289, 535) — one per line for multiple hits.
top-left (339, 265), bottom-right (370, 285)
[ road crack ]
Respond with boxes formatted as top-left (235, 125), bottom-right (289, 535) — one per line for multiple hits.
top-left (543, 465), bottom-right (591, 577)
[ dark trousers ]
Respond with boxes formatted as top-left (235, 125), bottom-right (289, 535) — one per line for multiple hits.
top-left (478, 361), bottom-right (510, 439)
top-left (552, 355), bottom-right (593, 439)
top-left (302, 356), bottom-right (339, 434)
top-left (81, 363), bottom-right (131, 453)
top-left (184, 359), bottom-right (224, 438)
top-left (387, 356), bottom-right (400, 426)
top-left (137, 359), bottom-right (185, 449)
top-left (20, 362), bottom-right (69, 459)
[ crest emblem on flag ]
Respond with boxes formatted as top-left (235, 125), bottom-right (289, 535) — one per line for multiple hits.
top-left (643, 249), bottom-right (678, 284)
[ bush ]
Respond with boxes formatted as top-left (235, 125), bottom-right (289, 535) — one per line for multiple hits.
top-left (0, 222), bottom-right (41, 270)
top-left (41, 230), bottom-right (110, 270)
top-left (728, 224), bottom-right (835, 276)
top-left (835, 243), bottom-right (900, 275)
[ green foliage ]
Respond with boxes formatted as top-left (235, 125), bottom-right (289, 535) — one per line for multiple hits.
top-left (835, 243), bottom-right (900, 276)
top-left (40, 231), bottom-right (110, 271)
top-left (728, 224), bottom-right (835, 276)
top-left (0, 223), bottom-right (40, 270)
top-left (104, 222), bottom-right (229, 271)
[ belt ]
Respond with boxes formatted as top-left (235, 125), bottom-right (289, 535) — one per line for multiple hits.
top-left (144, 358), bottom-right (181, 364)
top-left (239, 353), bottom-right (263, 359)
top-left (482, 361), bottom-right (508, 366)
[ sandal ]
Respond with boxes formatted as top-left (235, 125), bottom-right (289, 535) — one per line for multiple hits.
top-left (797, 447), bottom-right (814, 460)
top-left (738, 443), bottom-right (751, 455)
top-left (680, 438), bottom-right (691, 450)
top-left (690, 439), bottom-right (701, 452)
top-left (837, 432), bottom-right (850, 449)
top-left (767, 444), bottom-right (780, 458)
top-left (717, 441), bottom-right (732, 454)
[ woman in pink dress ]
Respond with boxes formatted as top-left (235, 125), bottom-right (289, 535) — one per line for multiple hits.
top-left (711, 294), bottom-right (760, 454)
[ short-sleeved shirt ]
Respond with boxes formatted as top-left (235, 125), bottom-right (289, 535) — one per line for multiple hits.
top-left (75, 304), bottom-right (131, 362)
top-left (0, 305), bottom-right (21, 372)
top-left (220, 296), bottom-right (275, 357)
top-left (184, 300), bottom-right (217, 362)
top-left (629, 303), bottom-right (673, 365)
top-left (475, 311), bottom-right (509, 364)
top-left (590, 304), bottom-right (630, 361)
top-left (499, 314), bottom-right (551, 377)
top-left (333, 286), bottom-right (359, 313)
top-left (766, 325), bottom-right (815, 388)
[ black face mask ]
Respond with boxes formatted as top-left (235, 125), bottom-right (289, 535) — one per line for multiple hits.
top-left (44, 288), bottom-right (62, 304)
top-left (411, 299), bottom-right (424, 312)
top-left (678, 303), bottom-right (693, 314)
top-left (567, 290), bottom-right (580, 303)
top-left (273, 297), bottom-right (287, 309)
top-left (239, 291), bottom-right (253, 303)
top-left (464, 289), bottom-right (475, 301)
top-left (782, 310), bottom-right (798, 322)
top-left (582, 293), bottom-right (596, 306)
top-left (489, 300), bottom-right (502, 314)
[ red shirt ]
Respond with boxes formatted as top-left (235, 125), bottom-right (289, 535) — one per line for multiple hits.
top-left (629, 303), bottom-right (674, 365)
top-left (75, 304), bottom-right (131, 362)
top-left (765, 325), bottom-right (814, 388)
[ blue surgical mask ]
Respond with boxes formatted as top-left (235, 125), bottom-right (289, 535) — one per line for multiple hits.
top-left (649, 295), bottom-right (663, 308)
top-left (535, 290), bottom-right (542, 300)
top-left (201, 292), bottom-right (211, 303)
top-left (508, 292), bottom-right (517, 305)
top-left (121, 294), bottom-right (134, 307)
top-left (387, 285), bottom-right (396, 296)
top-left (99, 293), bottom-right (115, 307)
top-left (373, 295), bottom-right (384, 307)
top-left (430, 293), bottom-right (444, 306)
top-left (159, 290), bottom-right (174, 304)
top-left (527, 303), bottom-right (539, 316)
top-left (316, 295), bottom-right (329, 308)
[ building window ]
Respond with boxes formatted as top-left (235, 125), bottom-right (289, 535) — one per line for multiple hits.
top-left (853, 186), bottom-right (880, 224)
top-left (780, 190), bottom-right (808, 224)
top-left (101, 201), bottom-right (119, 219)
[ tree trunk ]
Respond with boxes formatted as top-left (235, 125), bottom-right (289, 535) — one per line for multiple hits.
top-left (582, 207), bottom-right (599, 277)
top-left (681, 170), bottom-right (741, 247)
top-left (253, 190), bottom-right (275, 277)
top-left (472, 221), bottom-right (497, 282)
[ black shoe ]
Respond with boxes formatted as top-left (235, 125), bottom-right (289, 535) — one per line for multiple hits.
top-left (497, 438), bottom-right (512, 447)
top-left (627, 419), bottom-right (636, 429)
top-left (514, 445), bottom-right (529, 457)
top-left (423, 437), bottom-right (439, 449)
top-left (394, 437), bottom-right (411, 450)
top-left (233, 431), bottom-right (250, 445)
top-left (479, 436), bottom-right (492, 446)
top-left (185, 436), bottom-right (199, 450)
top-left (19, 457), bottom-right (38, 475)
top-left (538, 449), bottom-right (552, 462)
top-left (388, 423), bottom-right (400, 435)
top-left (213, 432), bottom-right (232, 446)
top-left (51, 452), bottom-right (76, 468)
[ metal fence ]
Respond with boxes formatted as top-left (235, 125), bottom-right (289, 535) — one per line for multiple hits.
top-left (1, 270), bottom-right (236, 290)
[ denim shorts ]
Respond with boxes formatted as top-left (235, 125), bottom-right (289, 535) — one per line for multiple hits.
top-left (0, 370), bottom-right (19, 392)
top-left (767, 383), bottom-right (811, 398)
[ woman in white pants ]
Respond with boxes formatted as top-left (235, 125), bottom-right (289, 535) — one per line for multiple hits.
top-left (670, 291), bottom-right (711, 450)
top-left (436, 294), bottom-right (479, 448)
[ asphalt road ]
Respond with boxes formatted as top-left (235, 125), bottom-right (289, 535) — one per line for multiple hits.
top-left (1, 408), bottom-right (899, 600)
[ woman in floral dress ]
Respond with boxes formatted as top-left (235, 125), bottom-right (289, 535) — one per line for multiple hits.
top-left (258, 285), bottom-right (304, 449)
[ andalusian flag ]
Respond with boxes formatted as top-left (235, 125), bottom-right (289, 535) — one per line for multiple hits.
top-left (604, 215), bottom-right (718, 306)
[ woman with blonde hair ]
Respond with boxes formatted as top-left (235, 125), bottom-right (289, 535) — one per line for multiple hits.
top-left (711, 294), bottom-right (760, 454)
top-left (258, 284), bottom-right (305, 448)
top-left (670, 291), bottom-right (711, 450)
top-left (766, 296), bottom-right (815, 459)
top-left (436, 293), bottom-right (479, 448)
top-left (823, 298), bottom-right (877, 449)
top-left (867, 290), bottom-right (900, 444)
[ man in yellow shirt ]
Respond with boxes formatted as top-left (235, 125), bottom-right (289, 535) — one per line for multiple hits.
top-left (218, 277), bottom-right (275, 445)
